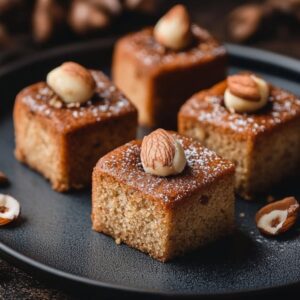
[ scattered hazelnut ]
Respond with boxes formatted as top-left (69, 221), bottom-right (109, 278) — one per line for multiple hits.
top-left (227, 4), bottom-right (264, 42)
top-left (33, 0), bottom-right (65, 43)
top-left (46, 61), bottom-right (96, 104)
top-left (89, 0), bottom-right (122, 16)
top-left (124, 0), bottom-right (162, 14)
top-left (154, 4), bottom-right (192, 51)
top-left (255, 196), bottom-right (299, 236)
top-left (140, 129), bottom-right (186, 177)
top-left (69, 0), bottom-right (111, 35)
top-left (0, 0), bottom-right (22, 14)
top-left (0, 194), bottom-right (20, 226)
top-left (224, 73), bottom-right (269, 113)
top-left (0, 171), bottom-right (9, 187)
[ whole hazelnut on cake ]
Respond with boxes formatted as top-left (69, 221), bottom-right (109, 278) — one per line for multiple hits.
top-left (140, 129), bottom-right (186, 177)
top-left (47, 61), bottom-right (96, 104)
top-left (154, 4), bottom-right (192, 51)
top-left (224, 73), bottom-right (269, 113)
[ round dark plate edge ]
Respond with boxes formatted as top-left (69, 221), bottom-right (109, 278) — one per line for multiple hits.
top-left (1, 40), bottom-right (300, 297)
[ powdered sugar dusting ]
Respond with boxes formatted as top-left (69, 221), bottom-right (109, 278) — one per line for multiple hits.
top-left (126, 25), bottom-right (225, 67)
top-left (19, 71), bottom-right (136, 132)
top-left (98, 134), bottom-right (234, 207)
top-left (182, 86), bottom-right (300, 137)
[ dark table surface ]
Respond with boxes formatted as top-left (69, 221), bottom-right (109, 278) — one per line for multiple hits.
top-left (1, 1), bottom-right (300, 299)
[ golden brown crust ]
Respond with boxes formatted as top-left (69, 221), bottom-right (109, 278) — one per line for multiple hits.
top-left (15, 70), bottom-right (137, 134)
top-left (179, 80), bottom-right (300, 140)
top-left (114, 25), bottom-right (226, 74)
top-left (95, 132), bottom-right (235, 208)
top-left (113, 25), bottom-right (227, 129)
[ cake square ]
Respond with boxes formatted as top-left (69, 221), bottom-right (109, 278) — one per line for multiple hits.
top-left (112, 25), bottom-right (227, 129)
top-left (178, 79), bottom-right (300, 199)
top-left (14, 70), bottom-right (137, 192)
top-left (92, 132), bottom-right (235, 262)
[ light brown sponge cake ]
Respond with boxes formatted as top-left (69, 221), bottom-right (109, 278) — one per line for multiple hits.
top-left (178, 79), bottom-right (300, 199)
top-left (14, 71), bottom-right (137, 192)
top-left (92, 132), bottom-right (235, 262)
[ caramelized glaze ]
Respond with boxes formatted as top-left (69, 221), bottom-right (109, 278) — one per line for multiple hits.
top-left (96, 133), bottom-right (235, 208)
top-left (120, 25), bottom-right (226, 69)
top-left (180, 81), bottom-right (300, 138)
top-left (16, 71), bottom-right (137, 133)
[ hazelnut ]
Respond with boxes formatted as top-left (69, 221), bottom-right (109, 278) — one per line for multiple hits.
top-left (0, 194), bottom-right (20, 226)
top-left (255, 196), bottom-right (299, 236)
top-left (227, 4), bottom-right (264, 42)
top-left (46, 62), bottom-right (96, 104)
top-left (224, 73), bottom-right (269, 113)
top-left (154, 4), bottom-right (192, 51)
top-left (69, 1), bottom-right (111, 35)
top-left (33, 0), bottom-right (65, 43)
top-left (140, 129), bottom-right (186, 177)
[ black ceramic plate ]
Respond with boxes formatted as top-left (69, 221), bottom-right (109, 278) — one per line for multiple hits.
top-left (1, 39), bottom-right (300, 298)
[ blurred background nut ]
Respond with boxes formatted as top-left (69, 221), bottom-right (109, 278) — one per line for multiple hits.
top-left (227, 0), bottom-right (300, 43)
top-left (227, 4), bottom-right (264, 43)
top-left (32, 0), bottom-right (65, 43)
top-left (69, 0), bottom-right (111, 35)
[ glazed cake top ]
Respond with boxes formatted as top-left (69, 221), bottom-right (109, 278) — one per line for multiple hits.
top-left (119, 25), bottom-right (226, 69)
top-left (96, 132), bottom-right (235, 208)
top-left (16, 71), bottom-right (137, 133)
top-left (179, 80), bottom-right (300, 138)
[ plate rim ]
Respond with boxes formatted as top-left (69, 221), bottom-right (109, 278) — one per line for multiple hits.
top-left (1, 39), bottom-right (300, 297)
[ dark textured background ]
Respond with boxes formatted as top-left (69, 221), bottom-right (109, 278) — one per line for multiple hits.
top-left (1, 1), bottom-right (300, 299)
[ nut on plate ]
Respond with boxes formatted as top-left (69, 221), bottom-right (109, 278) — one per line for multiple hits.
top-left (0, 194), bottom-right (20, 226)
top-left (255, 196), bottom-right (299, 236)
top-left (154, 4), bottom-right (192, 51)
top-left (46, 61), bottom-right (96, 105)
top-left (140, 129), bottom-right (186, 177)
